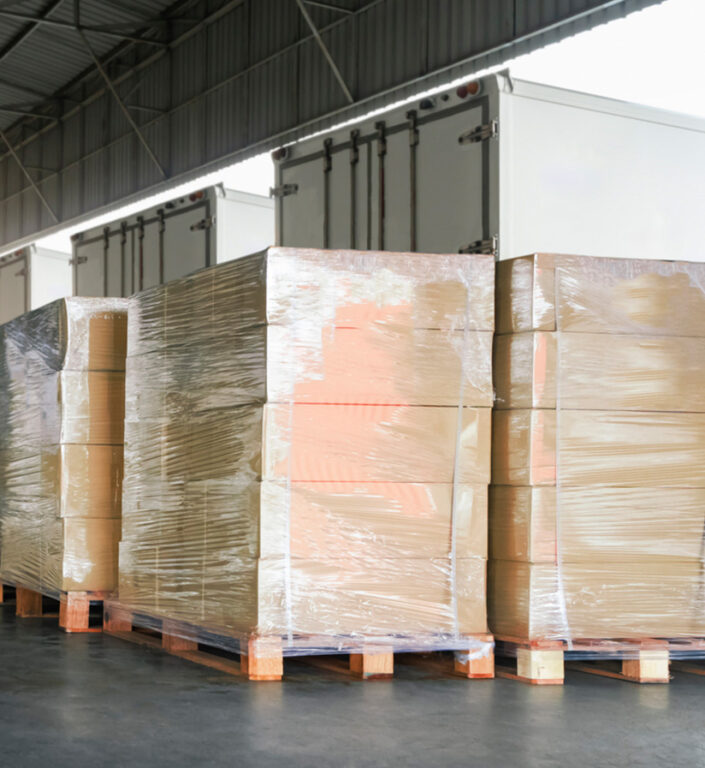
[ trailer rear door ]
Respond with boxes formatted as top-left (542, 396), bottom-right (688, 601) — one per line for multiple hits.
top-left (276, 94), bottom-right (493, 255)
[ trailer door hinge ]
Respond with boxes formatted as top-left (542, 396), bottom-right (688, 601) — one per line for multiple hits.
top-left (458, 119), bottom-right (498, 145)
top-left (69, 255), bottom-right (88, 266)
top-left (190, 216), bottom-right (214, 232)
top-left (459, 235), bottom-right (498, 256)
top-left (15, 267), bottom-right (27, 277)
top-left (269, 183), bottom-right (299, 198)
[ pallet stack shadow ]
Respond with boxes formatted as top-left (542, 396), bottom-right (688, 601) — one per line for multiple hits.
top-left (0, 298), bottom-right (127, 630)
top-left (106, 246), bottom-right (495, 680)
top-left (490, 253), bottom-right (705, 684)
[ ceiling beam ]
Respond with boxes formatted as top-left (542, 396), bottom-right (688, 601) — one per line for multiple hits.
top-left (0, 104), bottom-right (57, 121)
top-left (0, 127), bottom-right (59, 223)
top-left (77, 28), bottom-right (168, 180)
top-left (302, 1), bottom-right (353, 14)
top-left (0, 0), bottom-right (37, 8)
top-left (0, 10), bottom-right (169, 47)
top-left (295, 0), bottom-right (354, 103)
top-left (0, 0), bottom-right (65, 65)
top-left (0, 76), bottom-right (58, 101)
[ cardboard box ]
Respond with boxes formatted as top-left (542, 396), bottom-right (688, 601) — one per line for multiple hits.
top-left (1, 517), bottom-right (120, 592)
top-left (495, 253), bottom-right (705, 336)
top-left (492, 408), bottom-right (705, 487)
top-left (489, 559), bottom-right (705, 640)
top-left (41, 444), bottom-right (123, 519)
top-left (494, 332), bottom-right (705, 411)
top-left (61, 518), bottom-right (120, 591)
top-left (2, 297), bottom-right (127, 372)
top-left (120, 478), bottom-right (487, 562)
top-left (489, 485), bottom-right (705, 562)
top-left (41, 371), bottom-right (125, 445)
top-left (263, 404), bottom-right (491, 483)
top-left (117, 547), bottom-right (488, 639)
top-left (127, 327), bottom-right (493, 411)
top-left (183, 479), bottom-right (487, 560)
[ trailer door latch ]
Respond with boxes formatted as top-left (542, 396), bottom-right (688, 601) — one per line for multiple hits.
top-left (458, 119), bottom-right (498, 145)
top-left (269, 183), bottom-right (299, 198)
top-left (190, 216), bottom-right (214, 232)
top-left (69, 255), bottom-right (88, 266)
top-left (459, 235), bottom-right (498, 256)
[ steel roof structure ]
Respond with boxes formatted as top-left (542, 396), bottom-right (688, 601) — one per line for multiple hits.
top-left (0, 0), bottom-right (663, 249)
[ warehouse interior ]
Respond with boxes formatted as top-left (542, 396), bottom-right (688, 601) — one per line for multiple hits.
top-left (1, 1), bottom-right (704, 766)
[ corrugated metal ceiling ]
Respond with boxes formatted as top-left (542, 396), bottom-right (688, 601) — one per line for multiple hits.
top-left (0, 0), bottom-right (665, 249)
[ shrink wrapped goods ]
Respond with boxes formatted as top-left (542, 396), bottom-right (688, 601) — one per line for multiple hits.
top-left (114, 247), bottom-right (494, 657)
top-left (0, 298), bottom-right (127, 595)
top-left (489, 254), bottom-right (705, 643)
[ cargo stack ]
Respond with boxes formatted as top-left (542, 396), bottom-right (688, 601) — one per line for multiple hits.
top-left (111, 247), bottom-right (495, 680)
top-left (0, 298), bottom-right (127, 630)
top-left (489, 253), bottom-right (705, 682)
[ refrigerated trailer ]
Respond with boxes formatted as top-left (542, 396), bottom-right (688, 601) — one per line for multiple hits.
top-left (0, 245), bottom-right (71, 324)
top-left (273, 71), bottom-right (705, 261)
top-left (71, 186), bottom-right (274, 296)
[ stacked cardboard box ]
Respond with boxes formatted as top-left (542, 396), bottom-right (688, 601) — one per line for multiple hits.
top-left (118, 247), bottom-right (494, 649)
top-left (0, 298), bottom-right (127, 594)
top-left (490, 254), bottom-right (705, 641)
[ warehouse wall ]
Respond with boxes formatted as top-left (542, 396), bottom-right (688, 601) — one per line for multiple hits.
top-left (0, 0), bottom-right (662, 249)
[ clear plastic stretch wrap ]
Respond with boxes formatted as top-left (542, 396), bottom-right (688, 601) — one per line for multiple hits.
top-left (490, 253), bottom-right (705, 647)
top-left (0, 298), bottom-right (127, 595)
top-left (117, 247), bottom-right (495, 657)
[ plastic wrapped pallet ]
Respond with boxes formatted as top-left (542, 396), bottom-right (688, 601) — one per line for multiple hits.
top-left (112, 247), bottom-right (495, 673)
top-left (0, 298), bottom-right (127, 604)
top-left (489, 253), bottom-right (705, 647)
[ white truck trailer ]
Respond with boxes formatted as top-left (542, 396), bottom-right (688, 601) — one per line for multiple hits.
top-left (272, 71), bottom-right (705, 261)
top-left (0, 245), bottom-right (72, 324)
top-left (71, 185), bottom-right (274, 296)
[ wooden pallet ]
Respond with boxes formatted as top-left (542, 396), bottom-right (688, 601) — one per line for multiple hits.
top-left (8, 584), bottom-right (109, 633)
top-left (0, 583), bottom-right (15, 604)
top-left (495, 635), bottom-right (705, 685)
top-left (104, 604), bottom-right (495, 682)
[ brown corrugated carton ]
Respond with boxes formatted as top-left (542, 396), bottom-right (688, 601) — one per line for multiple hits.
top-left (62, 518), bottom-right (121, 591)
top-left (495, 253), bottom-right (705, 336)
top-left (494, 332), bottom-right (705, 411)
top-left (489, 486), bottom-right (705, 563)
top-left (41, 445), bottom-right (123, 519)
top-left (489, 559), bottom-right (705, 640)
top-left (48, 371), bottom-right (125, 445)
top-left (178, 479), bottom-right (488, 560)
top-left (492, 408), bottom-right (705, 487)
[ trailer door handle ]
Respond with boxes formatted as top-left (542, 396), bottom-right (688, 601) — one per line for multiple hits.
top-left (190, 216), bottom-right (214, 231)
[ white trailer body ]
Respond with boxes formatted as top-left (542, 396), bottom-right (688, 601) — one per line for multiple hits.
top-left (0, 245), bottom-right (71, 324)
top-left (273, 72), bottom-right (705, 261)
top-left (71, 186), bottom-right (275, 296)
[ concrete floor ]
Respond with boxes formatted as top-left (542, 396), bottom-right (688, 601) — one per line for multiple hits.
top-left (0, 609), bottom-right (703, 768)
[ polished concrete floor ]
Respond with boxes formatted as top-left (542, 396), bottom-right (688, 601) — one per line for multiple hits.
top-left (0, 607), bottom-right (703, 768)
